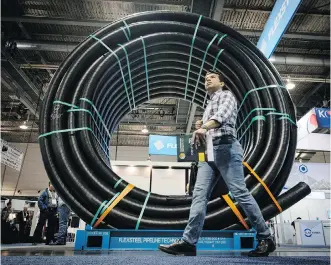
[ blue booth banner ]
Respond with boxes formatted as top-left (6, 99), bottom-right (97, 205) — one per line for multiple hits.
top-left (75, 229), bottom-right (257, 251)
top-left (315, 108), bottom-right (330, 129)
top-left (149, 135), bottom-right (178, 156)
top-left (297, 108), bottom-right (330, 151)
top-left (257, 0), bottom-right (302, 58)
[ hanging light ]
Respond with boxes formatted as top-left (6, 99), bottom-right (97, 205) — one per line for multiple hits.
top-left (19, 121), bottom-right (28, 130)
top-left (286, 78), bottom-right (295, 90)
top-left (141, 125), bottom-right (149, 133)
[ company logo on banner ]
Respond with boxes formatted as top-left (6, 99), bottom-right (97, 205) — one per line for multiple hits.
top-left (297, 108), bottom-right (330, 151)
top-left (315, 108), bottom-right (330, 129)
top-left (304, 228), bottom-right (312, 237)
top-left (299, 221), bottom-right (325, 245)
top-left (149, 135), bottom-right (177, 156)
top-left (257, 0), bottom-right (302, 58)
top-left (299, 164), bottom-right (308, 174)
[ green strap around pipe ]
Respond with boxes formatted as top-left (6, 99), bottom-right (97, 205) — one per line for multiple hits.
top-left (238, 84), bottom-right (286, 113)
top-left (266, 112), bottom-right (289, 116)
top-left (114, 178), bottom-right (123, 189)
top-left (278, 116), bottom-right (297, 126)
top-left (184, 15), bottom-right (202, 100)
top-left (212, 49), bottom-right (224, 71)
top-left (238, 115), bottom-right (266, 141)
top-left (237, 108), bottom-right (276, 132)
top-left (118, 44), bottom-right (135, 109)
top-left (192, 33), bottom-right (219, 104)
top-left (121, 27), bottom-right (130, 42)
top-left (54, 100), bottom-right (111, 141)
top-left (90, 200), bottom-right (108, 227)
top-left (266, 111), bottom-right (297, 126)
top-left (101, 192), bottom-right (120, 214)
top-left (202, 34), bottom-right (227, 107)
top-left (217, 34), bottom-right (227, 45)
top-left (38, 127), bottom-right (110, 159)
top-left (89, 34), bottom-right (132, 111)
top-left (140, 37), bottom-right (150, 101)
top-left (79, 98), bottom-right (112, 140)
top-left (123, 20), bottom-right (131, 39)
top-left (53, 100), bottom-right (79, 109)
top-left (135, 192), bottom-right (151, 230)
top-left (67, 108), bottom-right (109, 148)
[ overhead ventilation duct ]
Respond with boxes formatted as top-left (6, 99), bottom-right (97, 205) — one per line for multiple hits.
top-left (269, 54), bottom-right (330, 67)
top-left (15, 40), bottom-right (77, 53)
top-left (39, 11), bottom-right (310, 230)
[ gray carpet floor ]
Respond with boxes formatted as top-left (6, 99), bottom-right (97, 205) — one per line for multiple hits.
top-left (2, 255), bottom-right (330, 265)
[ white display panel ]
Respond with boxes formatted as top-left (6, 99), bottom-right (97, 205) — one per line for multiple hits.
top-left (283, 162), bottom-right (330, 191)
top-left (297, 220), bottom-right (326, 246)
top-left (112, 166), bottom-right (151, 192)
top-left (152, 168), bottom-right (186, 195)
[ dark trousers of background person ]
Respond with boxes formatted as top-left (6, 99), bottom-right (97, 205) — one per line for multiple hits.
top-left (33, 208), bottom-right (57, 244)
top-left (1, 221), bottom-right (19, 244)
top-left (1, 220), bottom-right (10, 243)
top-left (57, 204), bottom-right (71, 244)
top-left (19, 221), bottom-right (27, 242)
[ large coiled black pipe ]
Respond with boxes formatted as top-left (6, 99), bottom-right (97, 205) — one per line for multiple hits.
top-left (39, 11), bottom-right (311, 230)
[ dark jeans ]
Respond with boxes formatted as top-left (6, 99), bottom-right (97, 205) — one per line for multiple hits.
top-left (57, 204), bottom-right (71, 243)
top-left (1, 220), bottom-right (10, 243)
top-left (33, 208), bottom-right (57, 244)
top-left (182, 140), bottom-right (270, 245)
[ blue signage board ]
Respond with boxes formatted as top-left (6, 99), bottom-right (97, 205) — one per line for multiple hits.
top-left (257, 0), bottom-right (302, 58)
top-left (149, 135), bottom-right (177, 156)
top-left (315, 108), bottom-right (330, 129)
top-left (109, 236), bottom-right (234, 250)
top-left (75, 229), bottom-right (257, 251)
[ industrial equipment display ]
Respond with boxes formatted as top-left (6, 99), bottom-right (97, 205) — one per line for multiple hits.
top-left (39, 11), bottom-right (310, 230)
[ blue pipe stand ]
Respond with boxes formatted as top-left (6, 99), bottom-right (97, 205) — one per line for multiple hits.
top-left (75, 225), bottom-right (257, 251)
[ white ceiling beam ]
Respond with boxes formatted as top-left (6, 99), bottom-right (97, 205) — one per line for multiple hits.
top-left (212, 0), bottom-right (225, 21)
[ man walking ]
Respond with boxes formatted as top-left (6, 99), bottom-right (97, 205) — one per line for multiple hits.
top-left (158, 70), bottom-right (275, 257)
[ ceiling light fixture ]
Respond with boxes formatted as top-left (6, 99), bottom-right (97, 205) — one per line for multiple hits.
top-left (19, 121), bottom-right (28, 130)
top-left (142, 125), bottom-right (149, 133)
top-left (286, 77), bottom-right (295, 90)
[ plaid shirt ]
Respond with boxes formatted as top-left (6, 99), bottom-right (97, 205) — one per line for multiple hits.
top-left (202, 89), bottom-right (237, 139)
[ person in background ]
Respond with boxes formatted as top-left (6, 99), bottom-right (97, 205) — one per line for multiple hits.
top-left (51, 197), bottom-right (71, 245)
top-left (1, 201), bottom-right (12, 243)
top-left (291, 217), bottom-right (302, 230)
top-left (291, 217), bottom-right (302, 239)
top-left (17, 205), bottom-right (30, 242)
top-left (32, 182), bottom-right (58, 245)
top-left (1, 201), bottom-right (12, 223)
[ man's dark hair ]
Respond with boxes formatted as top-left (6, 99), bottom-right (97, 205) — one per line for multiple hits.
top-left (205, 69), bottom-right (223, 82)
